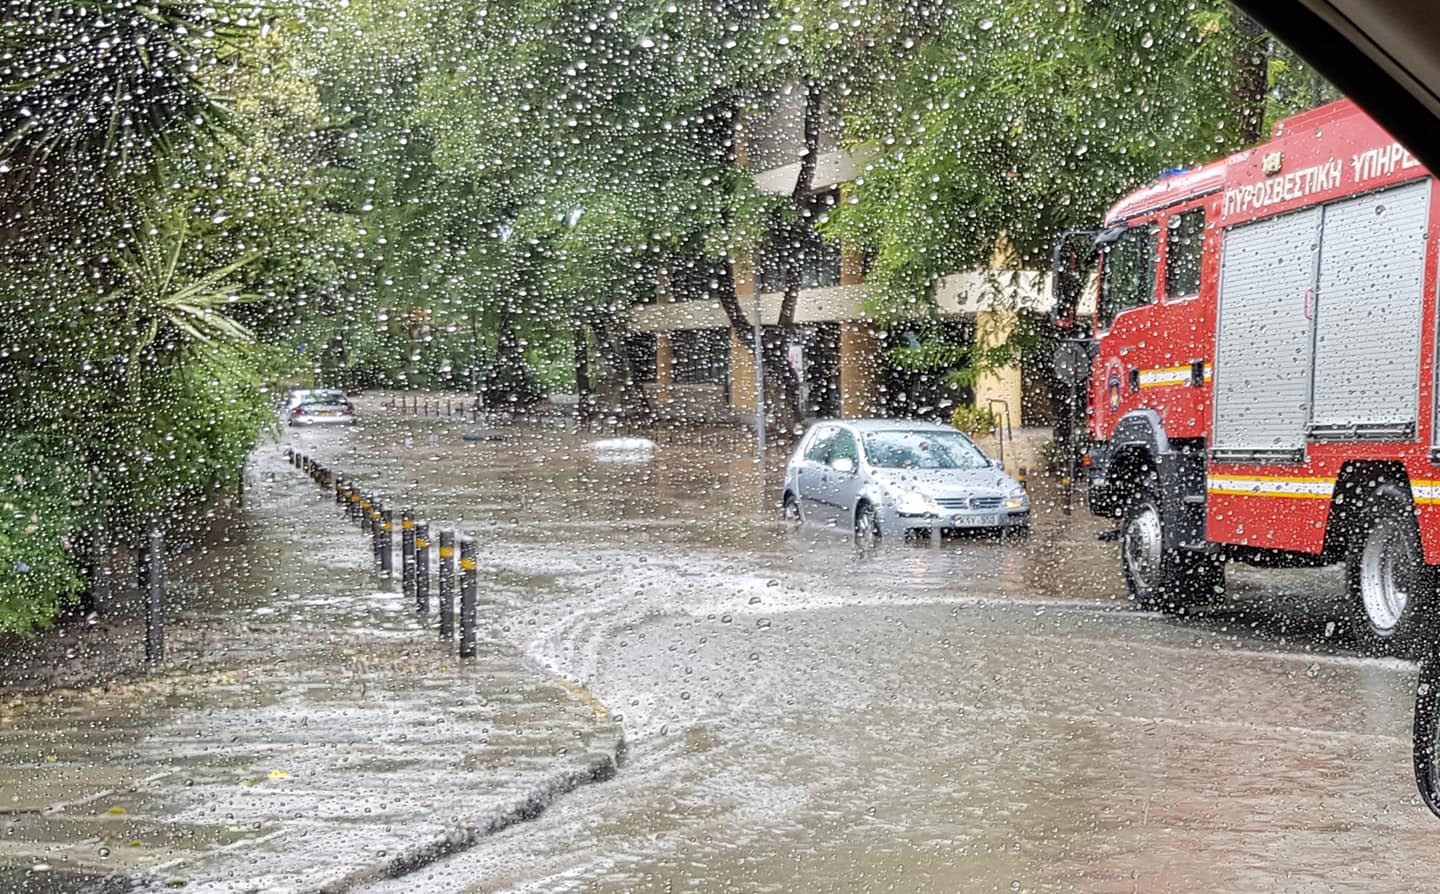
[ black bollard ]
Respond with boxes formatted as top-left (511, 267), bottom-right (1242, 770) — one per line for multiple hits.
top-left (361, 494), bottom-right (374, 534)
top-left (438, 530), bottom-right (455, 640)
top-left (401, 509), bottom-right (416, 601)
top-left (369, 500), bottom-right (383, 549)
top-left (141, 529), bottom-right (164, 663)
top-left (459, 536), bottom-right (477, 658)
top-left (378, 508), bottom-right (393, 575)
top-left (415, 522), bottom-right (431, 613)
top-left (335, 474), bottom-right (346, 505)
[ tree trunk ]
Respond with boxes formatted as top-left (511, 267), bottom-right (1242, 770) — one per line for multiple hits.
top-left (712, 83), bottom-right (823, 443)
top-left (1232, 11), bottom-right (1268, 144)
top-left (590, 313), bottom-right (653, 423)
top-left (574, 326), bottom-right (593, 421)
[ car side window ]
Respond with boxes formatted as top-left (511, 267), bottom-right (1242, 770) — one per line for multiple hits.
top-left (804, 427), bottom-right (836, 463)
top-left (829, 430), bottom-right (859, 466)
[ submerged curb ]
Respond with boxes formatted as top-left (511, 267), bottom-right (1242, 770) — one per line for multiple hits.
top-left (313, 677), bottom-right (624, 894)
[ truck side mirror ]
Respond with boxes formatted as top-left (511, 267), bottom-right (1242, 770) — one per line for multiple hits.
top-left (1050, 230), bottom-right (1099, 330)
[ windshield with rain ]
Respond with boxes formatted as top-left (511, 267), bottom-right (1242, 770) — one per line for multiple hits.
top-left (4, 2), bottom-right (1440, 893)
top-left (863, 430), bottom-right (989, 470)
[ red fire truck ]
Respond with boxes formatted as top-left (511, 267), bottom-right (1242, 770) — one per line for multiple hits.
top-left (1052, 98), bottom-right (1440, 654)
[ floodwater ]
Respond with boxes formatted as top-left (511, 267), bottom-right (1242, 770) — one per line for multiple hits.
top-left (284, 401), bottom-right (1439, 893)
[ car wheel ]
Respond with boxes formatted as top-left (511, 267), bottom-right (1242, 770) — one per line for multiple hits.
top-left (1346, 485), bottom-right (1432, 656)
top-left (854, 502), bottom-right (881, 552)
top-left (782, 493), bottom-right (802, 527)
top-left (1120, 478), bottom-right (1222, 612)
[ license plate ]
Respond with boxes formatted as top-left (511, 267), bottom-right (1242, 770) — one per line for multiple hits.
top-left (953, 513), bottom-right (999, 527)
top-left (317, 410), bottom-right (338, 416)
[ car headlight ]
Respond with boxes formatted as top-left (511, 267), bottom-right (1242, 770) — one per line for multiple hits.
top-left (1003, 487), bottom-right (1029, 510)
top-left (892, 490), bottom-right (934, 516)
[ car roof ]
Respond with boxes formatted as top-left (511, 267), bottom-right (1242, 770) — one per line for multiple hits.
top-left (809, 418), bottom-right (961, 435)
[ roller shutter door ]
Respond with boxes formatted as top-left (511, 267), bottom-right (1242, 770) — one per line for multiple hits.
top-left (1212, 207), bottom-right (1322, 462)
top-left (1309, 179), bottom-right (1430, 439)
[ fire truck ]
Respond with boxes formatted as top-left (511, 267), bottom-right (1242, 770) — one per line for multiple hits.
top-left (1051, 98), bottom-right (1440, 655)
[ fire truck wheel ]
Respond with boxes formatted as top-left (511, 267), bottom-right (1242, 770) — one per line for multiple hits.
top-left (1413, 651), bottom-right (1440, 818)
top-left (1120, 482), bottom-right (1220, 611)
top-left (1346, 489), bottom-right (1432, 655)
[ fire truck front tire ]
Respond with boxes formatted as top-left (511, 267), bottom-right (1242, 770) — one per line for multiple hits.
top-left (1346, 488), bottom-right (1433, 656)
top-left (1120, 482), bottom-right (1221, 611)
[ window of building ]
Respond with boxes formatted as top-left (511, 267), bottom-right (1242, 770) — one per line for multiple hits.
top-left (673, 328), bottom-right (730, 385)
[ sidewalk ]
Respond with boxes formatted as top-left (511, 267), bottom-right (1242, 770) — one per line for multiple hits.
top-left (0, 449), bottom-right (623, 894)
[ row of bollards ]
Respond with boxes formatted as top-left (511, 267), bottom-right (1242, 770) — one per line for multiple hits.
top-left (287, 447), bottom-right (478, 659)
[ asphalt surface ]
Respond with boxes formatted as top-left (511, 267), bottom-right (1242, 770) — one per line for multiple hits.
top-left (273, 398), bottom-right (1440, 892)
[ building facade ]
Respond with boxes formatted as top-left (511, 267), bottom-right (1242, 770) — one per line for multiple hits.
top-left (632, 87), bottom-right (1054, 428)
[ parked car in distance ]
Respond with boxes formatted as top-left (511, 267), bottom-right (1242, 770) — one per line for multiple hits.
top-left (782, 419), bottom-right (1029, 546)
top-left (284, 388), bottom-right (356, 426)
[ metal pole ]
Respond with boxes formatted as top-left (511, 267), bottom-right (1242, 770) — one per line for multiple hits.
top-left (459, 536), bottom-right (477, 658)
top-left (401, 509), bottom-right (416, 601)
top-left (415, 522), bottom-right (431, 613)
top-left (752, 292), bottom-right (765, 463)
top-left (378, 508), bottom-right (393, 575)
top-left (142, 529), bottom-right (164, 664)
top-left (438, 530), bottom-right (455, 640)
top-left (1063, 383), bottom-right (1078, 515)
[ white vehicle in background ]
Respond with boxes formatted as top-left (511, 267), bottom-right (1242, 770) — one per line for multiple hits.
top-left (284, 389), bottom-right (356, 426)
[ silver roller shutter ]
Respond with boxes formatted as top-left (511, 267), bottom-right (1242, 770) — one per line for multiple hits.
top-left (1211, 206), bottom-right (1322, 462)
top-left (1309, 179), bottom-right (1430, 440)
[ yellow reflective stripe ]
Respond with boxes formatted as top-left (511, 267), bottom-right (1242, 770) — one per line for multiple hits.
top-left (415, 538), bottom-right (429, 549)
top-left (401, 520), bottom-right (415, 530)
top-left (380, 521), bottom-right (392, 531)
top-left (459, 558), bottom-right (477, 570)
top-left (439, 546), bottom-right (455, 558)
top-left (1138, 364), bottom-right (1213, 388)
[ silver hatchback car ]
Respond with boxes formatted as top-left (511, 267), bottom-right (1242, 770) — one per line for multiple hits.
top-left (782, 419), bottom-right (1029, 545)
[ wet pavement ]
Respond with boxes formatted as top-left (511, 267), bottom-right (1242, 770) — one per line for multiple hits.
top-left (0, 449), bottom-right (623, 893)
top-left (263, 395), bottom-right (1440, 893)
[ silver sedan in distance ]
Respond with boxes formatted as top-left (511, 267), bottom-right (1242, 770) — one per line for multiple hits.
top-left (782, 419), bottom-right (1029, 547)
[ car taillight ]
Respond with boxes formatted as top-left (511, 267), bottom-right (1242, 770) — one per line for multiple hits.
top-left (292, 407), bottom-right (305, 416)
top-left (1081, 451), bottom-right (1091, 467)
top-left (345, 402), bottom-right (356, 415)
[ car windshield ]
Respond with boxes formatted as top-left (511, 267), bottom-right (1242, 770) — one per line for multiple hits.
top-left (8, 3), bottom-right (1430, 892)
top-left (863, 430), bottom-right (989, 470)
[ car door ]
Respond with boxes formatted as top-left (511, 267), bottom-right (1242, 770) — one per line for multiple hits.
top-left (820, 428), bottom-right (864, 525)
top-left (795, 425), bottom-right (838, 522)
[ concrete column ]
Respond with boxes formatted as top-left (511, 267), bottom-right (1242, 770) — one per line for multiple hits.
top-left (973, 309), bottom-right (1023, 431)
top-left (840, 242), bottom-right (865, 286)
top-left (655, 333), bottom-right (674, 404)
top-left (838, 321), bottom-right (882, 418)
top-left (729, 252), bottom-right (758, 412)
top-left (730, 331), bottom-right (756, 412)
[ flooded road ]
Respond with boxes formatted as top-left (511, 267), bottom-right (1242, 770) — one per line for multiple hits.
top-left (290, 401), bottom-right (1439, 893)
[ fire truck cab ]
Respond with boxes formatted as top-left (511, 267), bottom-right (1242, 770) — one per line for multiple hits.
top-left (1055, 99), bottom-right (1440, 655)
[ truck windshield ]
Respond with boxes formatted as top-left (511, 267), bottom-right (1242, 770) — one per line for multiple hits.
top-left (1097, 225), bottom-right (1158, 329)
